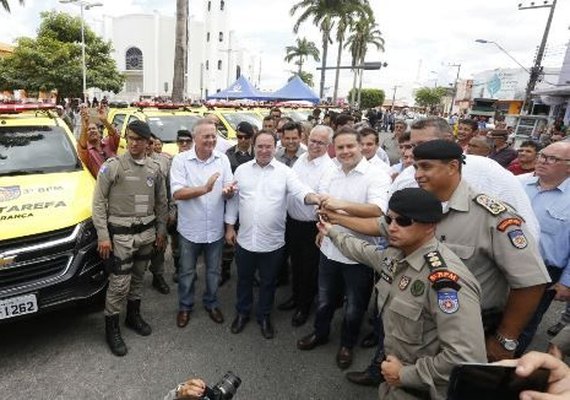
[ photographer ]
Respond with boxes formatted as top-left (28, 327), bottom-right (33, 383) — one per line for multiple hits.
top-left (164, 378), bottom-right (205, 400)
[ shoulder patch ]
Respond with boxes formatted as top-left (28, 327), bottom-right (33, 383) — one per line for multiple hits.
top-left (497, 217), bottom-right (523, 232)
top-left (398, 275), bottom-right (411, 291)
top-left (410, 280), bottom-right (425, 297)
top-left (474, 194), bottom-right (507, 215)
top-left (508, 229), bottom-right (528, 249)
top-left (437, 291), bottom-right (460, 314)
top-left (429, 270), bottom-right (462, 291)
top-left (98, 157), bottom-right (117, 175)
top-left (424, 250), bottom-right (448, 270)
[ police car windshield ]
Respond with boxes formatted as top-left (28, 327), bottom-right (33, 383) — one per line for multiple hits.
top-left (147, 115), bottom-right (201, 143)
top-left (221, 112), bottom-right (262, 130)
top-left (0, 126), bottom-right (80, 176)
top-left (284, 110), bottom-right (312, 122)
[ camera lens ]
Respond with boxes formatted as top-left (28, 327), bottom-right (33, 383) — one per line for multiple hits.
top-left (215, 372), bottom-right (241, 399)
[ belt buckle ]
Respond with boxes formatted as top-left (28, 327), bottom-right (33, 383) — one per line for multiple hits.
top-left (133, 217), bottom-right (143, 227)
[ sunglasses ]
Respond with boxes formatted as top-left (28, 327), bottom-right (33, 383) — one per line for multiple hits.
top-left (384, 214), bottom-right (414, 227)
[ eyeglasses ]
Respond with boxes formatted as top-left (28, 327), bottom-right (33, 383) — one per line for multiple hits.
top-left (309, 139), bottom-right (328, 147)
top-left (537, 152), bottom-right (570, 165)
top-left (236, 135), bottom-right (250, 140)
top-left (384, 214), bottom-right (414, 227)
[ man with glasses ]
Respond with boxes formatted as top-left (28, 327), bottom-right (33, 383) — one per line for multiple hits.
top-left (176, 129), bottom-right (193, 153)
top-left (317, 187), bottom-right (486, 400)
top-left (516, 142), bottom-right (570, 356)
top-left (92, 120), bottom-right (168, 356)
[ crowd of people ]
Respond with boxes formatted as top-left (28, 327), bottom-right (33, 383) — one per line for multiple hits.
top-left (75, 104), bottom-right (570, 399)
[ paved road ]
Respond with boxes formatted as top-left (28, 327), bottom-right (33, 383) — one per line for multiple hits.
top-left (0, 258), bottom-right (565, 400)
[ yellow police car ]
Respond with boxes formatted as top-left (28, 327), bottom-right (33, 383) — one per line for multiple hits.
top-left (0, 103), bottom-right (105, 321)
top-left (208, 107), bottom-right (262, 139)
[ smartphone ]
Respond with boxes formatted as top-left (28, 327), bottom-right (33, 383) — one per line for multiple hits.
top-left (447, 363), bottom-right (550, 400)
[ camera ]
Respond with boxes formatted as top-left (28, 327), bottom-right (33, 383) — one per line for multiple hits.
top-left (201, 371), bottom-right (241, 400)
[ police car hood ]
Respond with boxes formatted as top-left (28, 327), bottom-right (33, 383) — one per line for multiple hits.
top-left (0, 170), bottom-right (95, 240)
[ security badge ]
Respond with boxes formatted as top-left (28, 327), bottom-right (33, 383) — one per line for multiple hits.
top-left (437, 291), bottom-right (460, 314)
top-left (146, 176), bottom-right (154, 187)
top-left (410, 280), bottom-right (425, 297)
top-left (398, 276), bottom-right (411, 291)
top-left (475, 194), bottom-right (507, 215)
top-left (429, 270), bottom-right (462, 291)
top-left (508, 229), bottom-right (528, 249)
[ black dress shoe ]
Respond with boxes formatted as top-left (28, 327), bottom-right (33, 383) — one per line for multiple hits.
top-left (205, 307), bottom-right (224, 324)
top-left (297, 333), bottom-right (328, 350)
top-left (291, 310), bottom-right (309, 327)
top-left (259, 318), bottom-right (275, 339)
top-left (152, 275), bottom-right (170, 295)
top-left (336, 346), bottom-right (353, 369)
top-left (278, 297), bottom-right (297, 311)
top-left (230, 314), bottom-right (249, 334)
top-left (346, 370), bottom-right (383, 386)
top-left (360, 331), bottom-right (379, 348)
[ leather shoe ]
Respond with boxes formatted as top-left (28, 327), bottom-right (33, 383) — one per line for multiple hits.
top-left (278, 297), bottom-right (297, 311)
top-left (291, 310), bottom-right (309, 327)
top-left (230, 314), bottom-right (249, 334)
top-left (336, 346), bottom-right (353, 369)
top-left (360, 331), bottom-right (379, 348)
top-left (206, 307), bottom-right (224, 324)
top-left (152, 275), bottom-right (170, 294)
top-left (259, 318), bottom-right (275, 339)
top-left (176, 311), bottom-right (190, 328)
top-left (346, 370), bottom-right (383, 386)
top-left (297, 333), bottom-right (328, 350)
top-left (547, 322), bottom-right (566, 336)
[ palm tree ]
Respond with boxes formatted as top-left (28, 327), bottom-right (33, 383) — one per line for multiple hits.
top-left (332, 0), bottom-right (372, 102)
top-left (291, 0), bottom-right (343, 99)
top-left (284, 37), bottom-right (320, 74)
top-left (345, 17), bottom-right (385, 104)
top-left (171, 0), bottom-right (188, 102)
top-left (1, 0), bottom-right (24, 12)
top-left (289, 71), bottom-right (315, 87)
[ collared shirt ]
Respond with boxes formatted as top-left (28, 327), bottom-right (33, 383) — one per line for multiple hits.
top-left (77, 134), bottom-right (120, 178)
top-left (275, 145), bottom-right (306, 167)
top-left (390, 154), bottom-right (540, 240)
top-left (170, 149), bottom-right (233, 243)
top-left (376, 147), bottom-right (391, 165)
top-left (287, 152), bottom-right (335, 221)
top-left (507, 159), bottom-right (535, 176)
top-left (225, 158), bottom-right (312, 252)
top-left (225, 145), bottom-right (253, 172)
top-left (367, 154), bottom-right (393, 176)
top-left (523, 176), bottom-right (570, 286)
top-left (319, 158), bottom-right (391, 264)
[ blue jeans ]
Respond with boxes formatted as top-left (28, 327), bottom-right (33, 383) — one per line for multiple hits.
top-left (235, 244), bottom-right (284, 322)
top-left (177, 236), bottom-right (224, 311)
top-left (314, 253), bottom-right (374, 348)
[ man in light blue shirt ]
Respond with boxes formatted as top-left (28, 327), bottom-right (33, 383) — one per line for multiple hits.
top-left (517, 141), bottom-right (570, 355)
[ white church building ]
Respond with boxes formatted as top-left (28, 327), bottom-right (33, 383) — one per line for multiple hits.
top-left (95, 0), bottom-right (260, 101)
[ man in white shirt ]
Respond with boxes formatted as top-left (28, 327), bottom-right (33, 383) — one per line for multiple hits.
top-left (359, 127), bottom-right (393, 177)
top-left (297, 127), bottom-right (391, 370)
top-left (170, 119), bottom-right (236, 329)
top-left (225, 130), bottom-right (321, 339)
top-left (280, 125), bottom-right (336, 327)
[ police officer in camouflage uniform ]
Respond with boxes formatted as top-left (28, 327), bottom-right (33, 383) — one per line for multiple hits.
top-left (93, 120), bottom-right (168, 357)
top-left (318, 188), bottom-right (486, 400)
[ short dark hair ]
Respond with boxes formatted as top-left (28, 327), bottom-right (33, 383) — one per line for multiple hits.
top-left (411, 117), bottom-right (453, 137)
top-left (333, 126), bottom-right (360, 143)
top-left (281, 121), bottom-right (302, 136)
top-left (336, 113), bottom-right (355, 127)
top-left (459, 118), bottom-right (479, 132)
top-left (253, 129), bottom-right (278, 146)
top-left (270, 107), bottom-right (282, 116)
top-left (262, 115), bottom-right (274, 123)
top-left (520, 140), bottom-right (540, 152)
top-left (359, 127), bottom-right (379, 144)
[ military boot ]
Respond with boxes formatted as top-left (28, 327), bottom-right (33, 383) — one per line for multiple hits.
top-left (125, 299), bottom-right (152, 336)
top-left (105, 314), bottom-right (127, 357)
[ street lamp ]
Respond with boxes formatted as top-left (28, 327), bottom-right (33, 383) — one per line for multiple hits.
top-left (59, 0), bottom-right (103, 103)
top-left (447, 63), bottom-right (461, 115)
top-left (475, 39), bottom-right (530, 73)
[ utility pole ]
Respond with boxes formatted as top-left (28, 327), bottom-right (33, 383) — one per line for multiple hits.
top-left (519, 0), bottom-right (557, 114)
top-left (448, 63), bottom-right (461, 115)
top-left (391, 85), bottom-right (401, 111)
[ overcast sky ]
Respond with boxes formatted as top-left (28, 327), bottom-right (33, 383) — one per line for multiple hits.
top-left (1, 0), bottom-right (569, 101)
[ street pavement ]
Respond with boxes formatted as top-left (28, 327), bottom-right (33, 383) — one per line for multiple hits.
top-left (0, 256), bottom-right (566, 400)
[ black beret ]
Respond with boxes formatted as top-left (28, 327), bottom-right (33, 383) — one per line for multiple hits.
top-left (388, 188), bottom-right (443, 223)
top-left (236, 121), bottom-right (254, 137)
top-left (177, 129), bottom-right (192, 140)
top-left (413, 139), bottom-right (463, 161)
top-left (127, 120), bottom-right (152, 139)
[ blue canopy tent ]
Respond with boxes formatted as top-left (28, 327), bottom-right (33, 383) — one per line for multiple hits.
top-left (271, 76), bottom-right (320, 103)
top-left (207, 76), bottom-right (266, 100)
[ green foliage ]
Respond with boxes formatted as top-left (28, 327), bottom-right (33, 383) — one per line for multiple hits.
top-left (347, 88), bottom-right (385, 109)
top-left (414, 86), bottom-right (447, 109)
top-left (289, 71), bottom-right (315, 87)
top-left (0, 11), bottom-right (124, 99)
top-left (284, 37), bottom-right (320, 74)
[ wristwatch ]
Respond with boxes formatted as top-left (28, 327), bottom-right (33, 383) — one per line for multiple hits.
top-left (495, 332), bottom-right (519, 351)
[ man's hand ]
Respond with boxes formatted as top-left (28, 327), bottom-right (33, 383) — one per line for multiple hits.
top-left (98, 240), bottom-right (112, 259)
top-left (222, 181), bottom-right (238, 199)
top-left (315, 232), bottom-right (324, 248)
top-left (204, 172), bottom-right (221, 193)
top-left (486, 335), bottom-right (515, 362)
top-left (381, 355), bottom-right (403, 387)
top-left (176, 378), bottom-right (206, 399)
top-left (316, 216), bottom-right (333, 237)
top-left (550, 283), bottom-right (570, 302)
top-left (495, 351), bottom-right (570, 400)
top-left (321, 196), bottom-right (348, 211)
top-left (319, 209), bottom-right (344, 225)
top-left (225, 225), bottom-right (236, 246)
top-left (97, 105), bottom-right (109, 123)
top-left (155, 234), bottom-right (166, 251)
top-left (548, 343), bottom-right (563, 360)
